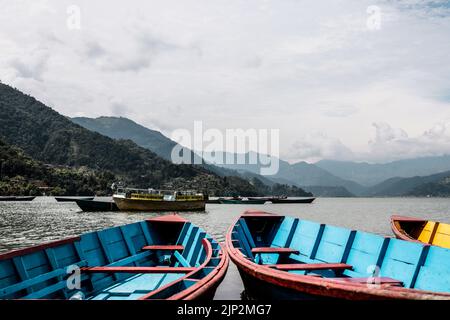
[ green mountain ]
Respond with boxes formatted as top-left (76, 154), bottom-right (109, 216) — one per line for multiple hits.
top-left (0, 83), bottom-right (261, 196)
top-left (0, 139), bottom-right (113, 196)
top-left (71, 116), bottom-right (178, 161)
top-left (408, 176), bottom-right (450, 197)
top-left (316, 157), bottom-right (450, 187)
top-left (365, 170), bottom-right (450, 197)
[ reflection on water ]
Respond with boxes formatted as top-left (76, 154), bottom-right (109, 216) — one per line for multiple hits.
top-left (1, 197), bottom-right (449, 299)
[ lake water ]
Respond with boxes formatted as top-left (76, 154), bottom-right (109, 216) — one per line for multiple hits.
top-left (1, 197), bottom-right (449, 299)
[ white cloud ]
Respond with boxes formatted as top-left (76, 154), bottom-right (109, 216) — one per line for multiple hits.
top-left (366, 121), bottom-right (450, 162)
top-left (0, 0), bottom-right (450, 163)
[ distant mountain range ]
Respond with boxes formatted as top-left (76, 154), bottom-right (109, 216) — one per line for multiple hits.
top-left (316, 157), bottom-right (450, 186)
top-left (71, 115), bottom-right (450, 197)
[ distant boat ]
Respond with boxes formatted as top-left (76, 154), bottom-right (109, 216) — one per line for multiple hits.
top-left (391, 215), bottom-right (450, 249)
top-left (226, 211), bottom-right (450, 300)
top-left (206, 199), bottom-right (221, 204)
top-left (75, 199), bottom-right (119, 212)
top-left (0, 196), bottom-right (35, 202)
top-left (270, 197), bottom-right (316, 204)
top-left (219, 199), bottom-right (266, 205)
top-left (0, 214), bottom-right (228, 300)
top-left (113, 188), bottom-right (206, 212)
top-left (55, 196), bottom-right (95, 202)
top-left (248, 197), bottom-right (271, 201)
top-left (0, 196), bottom-right (16, 201)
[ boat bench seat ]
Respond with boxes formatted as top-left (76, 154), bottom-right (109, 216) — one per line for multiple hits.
top-left (142, 245), bottom-right (184, 251)
top-left (267, 263), bottom-right (352, 271)
top-left (330, 277), bottom-right (403, 285)
top-left (81, 266), bottom-right (196, 274)
top-left (251, 247), bottom-right (299, 254)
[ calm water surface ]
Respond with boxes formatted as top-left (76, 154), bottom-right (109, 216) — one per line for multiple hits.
top-left (1, 197), bottom-right (449, 299)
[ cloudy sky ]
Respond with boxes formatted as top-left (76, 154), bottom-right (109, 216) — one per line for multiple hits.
top-left (1, 0), bottom-right (450, 163)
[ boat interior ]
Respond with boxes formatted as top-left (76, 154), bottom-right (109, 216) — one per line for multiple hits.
top-left (0, 217), bottom-right (222, 300)
top-left (231, 213), bottom-right (450, 293)
top-left (395, 219), bottom-right (450, 248)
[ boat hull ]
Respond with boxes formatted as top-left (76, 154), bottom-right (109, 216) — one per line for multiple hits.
top-left (75, 199), bottom-right (119, 212)
top-left (219, 199), bottom-right (266, 205)
top-left (270, 198), bottom-right (315, 204)
top-left (114, 197), bottom-right (206, 211)
top-left (55, 196), bottom-right (95, 202)
top-left (0, 196), bottom-right (35, 201)
top-left (12, 196), bottom-right (36, 202)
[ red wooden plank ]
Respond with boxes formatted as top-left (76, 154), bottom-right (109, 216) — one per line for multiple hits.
top-left (251, 247), bottom-right (299, 254)
top-left (268, 263), bottom-right (352, 271)
top-left (331, 277), bottom-right (403, 285)
top-left (80, 266), bottom-right (196, 273)
top-left (142, 245), bottom-right (184, 251)
top-left (146, 214), bottom-right (187, 223)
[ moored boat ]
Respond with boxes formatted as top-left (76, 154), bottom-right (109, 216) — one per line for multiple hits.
top-left (0, 196), bottom-right (15, 201)
top-left (75, 199), bottom-right (119, 212)
top-left (12, 196), bottom-right (36, 202)
top-left (55, 196), bottom-right (95, 202)
top-left (270, 197), bottom-right (316, 204)
top-left (0, 214), bottom-right (228, 300)
top-left (0, 196), bottom-right (35, 201)
top-left (113, 188), bottom-right (206, 212)
top-left (226, 211), bottom-right (450, 300)
top-left (219, 199), bottom-right (266, 205)
top-left (391, 215), bottom-right (450, 249)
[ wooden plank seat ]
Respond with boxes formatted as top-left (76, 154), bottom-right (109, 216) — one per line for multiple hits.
top-left (251, 247), bottom-right (299, 254)
top-left (267, 263), bottom-right (352, 271)
top-left (142, 245), bottom-right (184, 251)
top-left (330, 277), bottom-right (403, 285)
top-left (81, 266), bottom-right (196, 274)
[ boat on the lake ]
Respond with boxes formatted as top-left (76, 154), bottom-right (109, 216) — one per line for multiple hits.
top-left (113, 188), bottom-right (206, 212)
top-left (0, 196), bottom-right (35, 201)
top-left (270, 197), bottom-right (316, 204)
top-left (248, 197), bottom-right (271, 202)
top-left (0, 196), bottom-right (15, 201)
top-left (75, 199), bottom-right (119, 212)
top-left (219, 199), bottom-right (266, 205)
top-left (0, 214), bottom-right (228, 300)
top-left (226, 211), bottom-right (450, 300)
top-left (55, 196), bottom-right (95, 202)
top-left (391, 215), bottom-right (450, 249)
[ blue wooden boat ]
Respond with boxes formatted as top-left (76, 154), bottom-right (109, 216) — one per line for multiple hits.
top-left (0, 214), bottom-right (228, 300)
top-left (226, 211), bottom-right (450, 300)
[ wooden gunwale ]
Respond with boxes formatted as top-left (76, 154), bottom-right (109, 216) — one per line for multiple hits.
top-left (390, 215), bottom-right (426, 243)
top-left (226, 211), bottom-right (450, 300)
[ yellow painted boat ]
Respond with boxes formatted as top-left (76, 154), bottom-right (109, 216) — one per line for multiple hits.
top-left (113, 188), bottom-right (206, 212)
top-left (391, 215), bottom-right (450, 249)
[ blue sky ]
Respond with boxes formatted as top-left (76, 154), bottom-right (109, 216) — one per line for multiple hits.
top-left (1, 0), bottom-right (450, 163)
